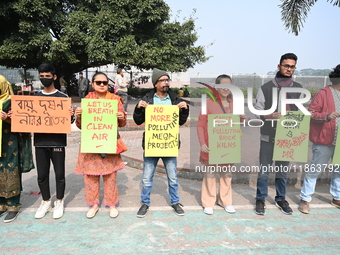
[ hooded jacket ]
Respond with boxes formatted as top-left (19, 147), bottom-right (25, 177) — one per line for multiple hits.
top-left (309, 85), bottom-right (336, 146)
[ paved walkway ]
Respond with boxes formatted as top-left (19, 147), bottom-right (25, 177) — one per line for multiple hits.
top-left (1, 99), bottom-right (339, 254)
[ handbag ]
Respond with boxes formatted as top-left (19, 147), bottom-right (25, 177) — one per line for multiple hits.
top-left (116, 132), bottom-right (128, 154)
top-left (116, 137), bottom-right (128, 154)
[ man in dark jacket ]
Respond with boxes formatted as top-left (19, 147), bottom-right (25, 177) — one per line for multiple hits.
top-left (254, 53), bottom-right (302, 216)
top-left (133, 68), bottom-right (189, 218)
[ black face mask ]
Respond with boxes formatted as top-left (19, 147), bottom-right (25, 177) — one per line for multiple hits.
top-left (40, 78), bottom-right (54, 87)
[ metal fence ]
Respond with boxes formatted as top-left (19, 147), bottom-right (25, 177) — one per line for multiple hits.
top-left (0, 66), bottom-right (331, 90)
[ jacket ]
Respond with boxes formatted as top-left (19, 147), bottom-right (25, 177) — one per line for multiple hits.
top-left (133, 88), bottom-right (189, 149)
top-left (309, 85), bottom-right (336, 146)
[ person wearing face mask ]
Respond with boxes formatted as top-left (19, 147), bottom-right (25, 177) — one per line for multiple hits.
top-left (34, 63), bottom-right (75, 220)
top-left (133, 68), bottom-right (189, 218)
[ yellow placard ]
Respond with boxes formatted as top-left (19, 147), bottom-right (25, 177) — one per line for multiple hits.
top-left (145, 105), bottom-right (179, 157)
top-left (0, 103), bottom-right (2, 155)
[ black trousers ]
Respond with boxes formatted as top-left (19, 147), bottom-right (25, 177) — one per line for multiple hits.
top-left (35, 147), bottom-right (66, 201)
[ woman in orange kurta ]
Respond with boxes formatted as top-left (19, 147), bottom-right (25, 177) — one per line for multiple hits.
top-left (197, 74), bottom-right (245, 215)
top-left (75, 72), bottom-right (126, 219)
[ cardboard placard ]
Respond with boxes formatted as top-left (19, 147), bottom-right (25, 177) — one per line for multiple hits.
top-left (208, 114), bottom-right (241, 164)
top-left (273, 111), bottom-right (310, 162)
top-left (11, 95), bottom-right (71, 133)
top-left (81, 99), bottom-right (118, 153)
top-left (145, 105), bottom-right (179, 157)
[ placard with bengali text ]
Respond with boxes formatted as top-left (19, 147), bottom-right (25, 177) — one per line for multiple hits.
top-left (332, 131), bottom-right (340, 165)
top-left (273, 111), bottom-right (310, 162)
top-left (11, 95), bottom-right (71, 133)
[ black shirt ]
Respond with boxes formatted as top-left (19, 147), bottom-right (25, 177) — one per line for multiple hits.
top-left (33, 90), bottom-right (70, 147)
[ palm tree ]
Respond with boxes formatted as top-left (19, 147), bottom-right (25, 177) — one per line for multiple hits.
top-left (280, 0), bottom-right (340, 35)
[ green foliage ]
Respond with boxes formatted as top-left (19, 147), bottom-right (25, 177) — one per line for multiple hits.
top-left (280, 0), bottom-right (340, 36)
top-left (0, 0), bottom-right (208, 83)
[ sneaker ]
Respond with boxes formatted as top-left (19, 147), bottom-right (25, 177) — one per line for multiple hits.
top-left (53, 200), bottom-right (64, 219)
top-left (254, 199), bottom-right (265, 215)
top-left (4, 211), bottom-right (19, 223)
top-left (298, 200), bottom-right (310, 214)
top-left (331, 199), bottom-right (340, 209)
top-left (35, 200), bottom-right (52, 219)
top-left (224, 206), bottom-right (236, 214)
top-left (171, 203), bottom-right (185, 216)
top-left (137, 204), bottom-right (149, 218)
top-left (275, 200), bottom-right (293, 215)
top-left (203, 207), bottom-right (214, 215)
top-left (110, 207), bottom-right (119, 218)
top-left (0, 211), bottom-right (7, 217)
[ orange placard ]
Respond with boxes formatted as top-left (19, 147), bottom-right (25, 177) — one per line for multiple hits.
top-left (11, 95), bottom-right (71, 133)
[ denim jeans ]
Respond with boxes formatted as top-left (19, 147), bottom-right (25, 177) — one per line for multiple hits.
top-left (141, 156), bottom-right (180, 206)
top-left (256, 140), bottom-right (289, 202)
top-left (300, 143), bottom-right (340, 202)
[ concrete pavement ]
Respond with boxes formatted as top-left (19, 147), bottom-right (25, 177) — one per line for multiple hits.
top-left (1, 98), bottom-right (340, 254)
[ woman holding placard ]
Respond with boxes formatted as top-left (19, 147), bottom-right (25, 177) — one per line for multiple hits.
top-left (75, 72), bottom-right (127, 219)
top-left (0, 75), bottom-right (34, 223)
top-left (197, 74), bottom-right (245, 215)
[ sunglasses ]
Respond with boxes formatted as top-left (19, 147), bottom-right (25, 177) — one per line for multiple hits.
top-left (158, 79), bottom-right (171, 83)
top-left (94, 81), bottom-right (108, 86)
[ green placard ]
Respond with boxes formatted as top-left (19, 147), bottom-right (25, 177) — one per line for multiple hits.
top-left (208, 114), bottom-right (241, 164)
top-left (273, 111), bottom-right (310, 162)
top-left (81, 99), bottom-right (118, 153)
top-left (332, 131), bottom-right (340, 165)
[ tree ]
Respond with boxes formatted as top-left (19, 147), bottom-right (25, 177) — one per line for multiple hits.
top-left (0, 0), bottom-right (208, 86)
top-left (279, 0), bottom-right (340, 36)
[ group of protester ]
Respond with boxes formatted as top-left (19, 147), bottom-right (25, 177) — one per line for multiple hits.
top-left (1, 53), bottom-right (340, 224)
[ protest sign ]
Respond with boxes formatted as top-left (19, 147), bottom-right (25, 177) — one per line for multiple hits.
top-left (11, 95), bottom-right (71, 133)
top-left (332, 132), bottom-right (340, 165)
top-left (208, 114), bottom-right (241, 164)
top-left (273, 111), bottom-right (310, 162)
top-left (81, 99), bottom-right (118, 153)
top-left (0, 104), bottom-right (2, 154)
top-left (145, 105), bottom-right (179, 157)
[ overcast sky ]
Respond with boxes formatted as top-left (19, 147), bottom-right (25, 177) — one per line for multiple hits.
top-left (165, 0), bottom-right (340, 75)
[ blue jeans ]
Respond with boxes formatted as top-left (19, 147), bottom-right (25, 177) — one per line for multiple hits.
top-left (300, 143), bottom-right (340, 202)
top-left (256, 140), bottom-right (289, 202)
top-left (141, 156), bottom-right (180, 206)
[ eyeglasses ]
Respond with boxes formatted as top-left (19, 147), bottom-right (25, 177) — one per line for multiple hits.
top-left (158, 79), bottom-right (171, 83)
top-left (281, 64), bottom-right (296, 70)
top-left (94, 81), bottom-right (108, 86)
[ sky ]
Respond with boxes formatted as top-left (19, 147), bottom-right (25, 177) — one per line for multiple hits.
top-left (165, 0), bottom-right (340, 76)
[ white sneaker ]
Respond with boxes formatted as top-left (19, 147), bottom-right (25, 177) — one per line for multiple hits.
top-left (224, 205), bottom-right (236, 214)
top-left (53, 200), bottom-right (64, 219)
top-left (203, 207), bottom-right (214, 215)
top-left (35, 200), bottom-right (52, 219)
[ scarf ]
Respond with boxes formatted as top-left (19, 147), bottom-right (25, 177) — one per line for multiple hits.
top-left (0, 75), bottom-right (14, 102)
top-left (275, 71), bottom-right (293, 87)
top-left (275, 71), bottom-right (293, 110)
